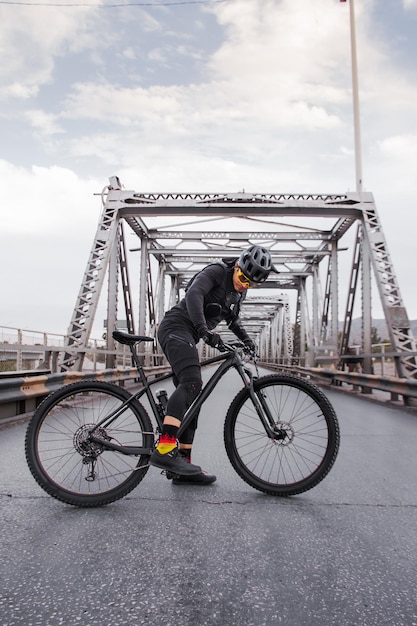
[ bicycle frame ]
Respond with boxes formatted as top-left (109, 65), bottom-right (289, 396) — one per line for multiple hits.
top-left (177, 350), bottom-right (248, 439)
top-left (89, 342), bottom-right (278, 456)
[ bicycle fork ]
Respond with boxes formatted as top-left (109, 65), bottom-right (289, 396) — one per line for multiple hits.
top-left (237, 364), bottom-right (283, 440)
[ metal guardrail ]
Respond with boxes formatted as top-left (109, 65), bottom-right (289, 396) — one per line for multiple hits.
top-left (0, 341), bottom-right (123, 374)
top-left (2, 360), bottom-right (417, 424)
top-left (259, 361), bottom-right (417, 407)
top-left (0, 365), bottom-right (171, 424)
top-left (0, 324), bottom-right (147, 373)
top-left (305, 368), bottom-right (417, 399)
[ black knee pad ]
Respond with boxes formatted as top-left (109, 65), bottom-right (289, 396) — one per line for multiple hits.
top-left (166, 373), bottom-right (202, 421)
top-left (178, 377), bottom-right (202, 406)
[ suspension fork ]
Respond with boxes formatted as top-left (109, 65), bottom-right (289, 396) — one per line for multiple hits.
top-left (234, 362), bottom-right (277, 438)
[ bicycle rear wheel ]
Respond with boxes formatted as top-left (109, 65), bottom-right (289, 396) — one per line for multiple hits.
top-left (25, 380), bottom-right (154, 507)
top-left (224, 374), bottom-right (339, 496)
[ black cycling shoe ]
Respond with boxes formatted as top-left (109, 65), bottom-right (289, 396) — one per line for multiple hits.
top-left (150, 446), bottom-right (202, 476)
top-left (172, 471), bottom-right (217, 485)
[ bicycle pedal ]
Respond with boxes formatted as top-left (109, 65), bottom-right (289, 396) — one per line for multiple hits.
top-left (161, 470), bottom-right (177, 480)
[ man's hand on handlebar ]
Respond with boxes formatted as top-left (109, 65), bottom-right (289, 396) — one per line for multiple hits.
top-left (201, 331), bottom-right (257, 357)
top-left (202, 331), bottom-right (226, 351)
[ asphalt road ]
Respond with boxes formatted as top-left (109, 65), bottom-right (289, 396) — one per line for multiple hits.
top-left (1, 370), bottom-right (417, 626)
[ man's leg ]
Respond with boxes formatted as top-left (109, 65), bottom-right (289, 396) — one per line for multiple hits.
top-left (167, 371), bottom-right (216, 485)
top-left (151, 369), bottom-right (216, 483)
top-left (150, 336), bottom-right (203, 475)
top-left (178, 412), bottom-right (199, 460)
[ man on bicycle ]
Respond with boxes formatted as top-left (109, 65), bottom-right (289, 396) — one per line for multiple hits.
top-left (150, 245), bottom-right (274, 485)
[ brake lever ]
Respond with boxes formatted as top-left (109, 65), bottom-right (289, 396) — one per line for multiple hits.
top-left (242, 345), bottom-right (257, 358)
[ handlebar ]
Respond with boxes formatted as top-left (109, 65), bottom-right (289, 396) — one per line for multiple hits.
top-left (217, 340), bottom-right (257, 359)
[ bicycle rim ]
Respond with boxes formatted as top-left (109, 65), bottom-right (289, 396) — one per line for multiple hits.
top-left (25, 381), bottom-right (154, 507)
top-left (224, 375), bottom-right (340, 496)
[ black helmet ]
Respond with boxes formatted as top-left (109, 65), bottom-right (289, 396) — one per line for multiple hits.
top-left (238, 245), bottom-right (272, 283)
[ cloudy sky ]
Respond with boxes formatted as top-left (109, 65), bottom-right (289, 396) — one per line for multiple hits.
top-left (1, 0), bottom-right (417, 338)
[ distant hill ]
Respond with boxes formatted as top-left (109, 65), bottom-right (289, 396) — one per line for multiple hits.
top-left (344, 318), bottom-right (417, 343)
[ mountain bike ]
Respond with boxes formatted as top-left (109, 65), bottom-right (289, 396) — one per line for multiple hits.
top-left (25, 330), bottom-right (340, 507)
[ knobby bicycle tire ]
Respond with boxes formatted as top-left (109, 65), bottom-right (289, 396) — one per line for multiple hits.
top-left (224, 374), bottom-right (340, 496)
top-left (25, 380), bottom-right (154, 507)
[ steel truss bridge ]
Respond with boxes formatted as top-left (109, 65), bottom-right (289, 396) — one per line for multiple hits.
top-left (59, 176), bottom-right (417, 380)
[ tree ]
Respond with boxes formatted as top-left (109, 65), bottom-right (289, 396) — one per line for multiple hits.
top-left (371, 326), bottom-right (382, 346)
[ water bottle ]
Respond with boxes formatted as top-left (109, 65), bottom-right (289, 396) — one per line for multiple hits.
top-left (156, 389), bottom-right (168, 417)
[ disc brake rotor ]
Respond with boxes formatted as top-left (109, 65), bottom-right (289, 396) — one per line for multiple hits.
top-left (271, 421), bottom-right (294, 446)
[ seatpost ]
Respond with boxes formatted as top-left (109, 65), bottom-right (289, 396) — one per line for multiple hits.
top-left (129, 343), bottom-right (149, 387)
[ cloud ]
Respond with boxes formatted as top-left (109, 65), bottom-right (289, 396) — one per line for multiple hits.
top-left (24, 110), bottom-right (65, 136)
top-left (378, 133), bottom-right (417, 166)
top-left (2, 83), bottom-right (39, 100)
top-left (0, 1), bottom-right (108, 100)
top-left (209, 0), bottom-right (350, 84)
top-left (1, 0), bottom-right (417, 333)
top-left (0, 162), bottom-right (104, 333)
top-left (0, 161), bottom-right (100, 235)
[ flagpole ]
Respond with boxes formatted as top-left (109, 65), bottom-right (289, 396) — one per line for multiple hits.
top-left (348, 0), bottom-right (363, 192)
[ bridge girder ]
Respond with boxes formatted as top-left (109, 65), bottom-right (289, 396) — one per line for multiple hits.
top-left (59, 177), bottom-right (417, 380)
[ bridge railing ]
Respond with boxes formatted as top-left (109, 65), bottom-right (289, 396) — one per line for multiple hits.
top-left (0, 363), bottom-right (171, 425)
top-left (0, 326), bottom-right (112, 373)
top-left (259, 361), bottom-right (417, 408)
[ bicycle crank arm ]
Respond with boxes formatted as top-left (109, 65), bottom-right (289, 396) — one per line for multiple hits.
top-left (90, 435), bottom-right (153, 457)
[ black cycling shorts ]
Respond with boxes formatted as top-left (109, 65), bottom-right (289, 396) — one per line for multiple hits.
top-left (157, 318), bottom-right (200, 378)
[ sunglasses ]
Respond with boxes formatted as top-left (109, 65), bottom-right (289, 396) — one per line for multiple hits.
top-left (236, 268), bottom-right (258, 288)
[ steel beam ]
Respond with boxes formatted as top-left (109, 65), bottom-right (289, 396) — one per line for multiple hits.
top-left (60, 179), bottom-right (416, 379)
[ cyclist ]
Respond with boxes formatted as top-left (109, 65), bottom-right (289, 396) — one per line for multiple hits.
top-left (149, 245), bottom-right (275, 485)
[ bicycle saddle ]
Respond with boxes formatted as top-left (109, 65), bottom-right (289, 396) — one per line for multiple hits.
top-left (112, 330), bottom-right (154, 345)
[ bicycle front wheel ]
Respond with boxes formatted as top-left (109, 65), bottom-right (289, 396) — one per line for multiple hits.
top-left (224, 374), bottom-right (340, 496)
top-left (25, 380), bottom-right (154, 507)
